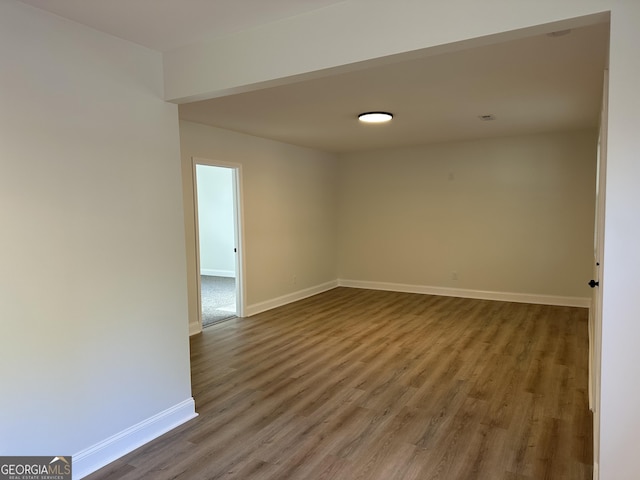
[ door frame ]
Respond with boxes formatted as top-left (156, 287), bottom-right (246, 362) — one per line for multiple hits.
top-left (589, 68), bottom-right (608, 480)
top-left (191, 157), bottom-right (246, 324)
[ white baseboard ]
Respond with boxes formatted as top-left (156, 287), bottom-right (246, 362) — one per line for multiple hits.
top-left (232, 278), bottom-right (589, 318)
top-left (338, 279), bottom-right (590, 308)
top-left (200, 269), bottom-right (235, 277)
top-left (189, 321), bottom-right (202, 336)
top-left (245, 280), bottom-right (338, 317)
top-left (73, 398), bottom-right (197, 479)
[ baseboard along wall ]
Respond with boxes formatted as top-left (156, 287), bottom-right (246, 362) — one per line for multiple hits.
top-left (189, 320), bottom-right (202, 336)
top-left (245, 280), bottom-right (339, 317)
top-left (200, 269), bottom-right (235, 278)
top-left (191, 277), bottom-right (590, 335)
top-left (338, 279), bottom-right (591, 308)
top-left (73, 398), bottom-right (197, 479)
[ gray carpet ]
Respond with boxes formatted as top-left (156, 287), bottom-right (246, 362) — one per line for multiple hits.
top-left (201, 275), bottom-right (237, 327)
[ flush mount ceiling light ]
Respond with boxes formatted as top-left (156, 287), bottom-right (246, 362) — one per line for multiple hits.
top-left (358, 112), bottom-right (393, 123)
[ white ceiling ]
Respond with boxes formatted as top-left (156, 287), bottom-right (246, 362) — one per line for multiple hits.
top-left (19, 1), bottom-right (609, 153)
top-left (179, 23), bottom-right (609, 153)
top-left (17, 0), bottom-right (346, 52)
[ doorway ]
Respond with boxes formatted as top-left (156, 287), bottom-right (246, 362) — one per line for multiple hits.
top-left (193, 160), bottom-right (244, 328)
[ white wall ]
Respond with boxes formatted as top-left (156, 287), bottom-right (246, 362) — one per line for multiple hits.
top-left (600, 5), bottom-right (640, 480)
top-left (167, 2), bottom-right (640, 478)
top-left (338, 130), bottom-right (597, 302)
top-left (0, 1), bottom-right (193, 475)
top-left (180, 120), bottom-right (338, 330)
top-left (195, 165), bottom-right (236, 277)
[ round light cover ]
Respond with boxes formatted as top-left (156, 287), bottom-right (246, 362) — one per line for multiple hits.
top-left (358, 112), bottom-right (393, 123)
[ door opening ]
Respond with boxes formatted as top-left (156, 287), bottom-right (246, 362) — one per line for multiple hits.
top-left (193, 160), bottom-right (244, 328)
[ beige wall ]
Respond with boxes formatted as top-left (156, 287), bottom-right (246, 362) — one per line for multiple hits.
top-left (337, 130), bottom-right (597, 299)
top-left (0, 0), bottom-right (192, 467)
top-left (181, 126), bottom-right (596, 318)
top-left (179, 120), bottom-right (338, 330)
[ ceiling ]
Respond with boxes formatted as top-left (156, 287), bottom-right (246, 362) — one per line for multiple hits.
top-left (17, 0), bottom-right (346, 52)
top-left (18, 1), bottom-right (609, 154)
top-left (179, 22), bottom-right (609, 153)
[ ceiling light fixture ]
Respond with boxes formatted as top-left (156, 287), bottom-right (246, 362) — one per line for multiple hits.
top-left (358, 112), bottom-right (393, 123)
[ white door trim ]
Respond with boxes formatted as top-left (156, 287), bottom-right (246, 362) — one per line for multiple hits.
top-left (590, 68), bottom-right (608, 480)
top-left (192, 157), bottom-right (246, 324)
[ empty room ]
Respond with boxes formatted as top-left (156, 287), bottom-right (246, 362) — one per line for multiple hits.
top-left (162, 19), bottom-right (604, 480)
top-left (3, 2), bottom-right (640, 480)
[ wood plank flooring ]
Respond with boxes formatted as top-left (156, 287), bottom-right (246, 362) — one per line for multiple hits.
top-left (85, 287), bottom-right (592, 480)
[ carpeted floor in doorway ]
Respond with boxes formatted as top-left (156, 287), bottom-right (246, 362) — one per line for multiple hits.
top-left (201, 275), bottom-right (236, 327)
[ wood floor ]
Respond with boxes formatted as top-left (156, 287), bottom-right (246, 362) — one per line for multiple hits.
top-left (86, 287), bottom-right (593, 480)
